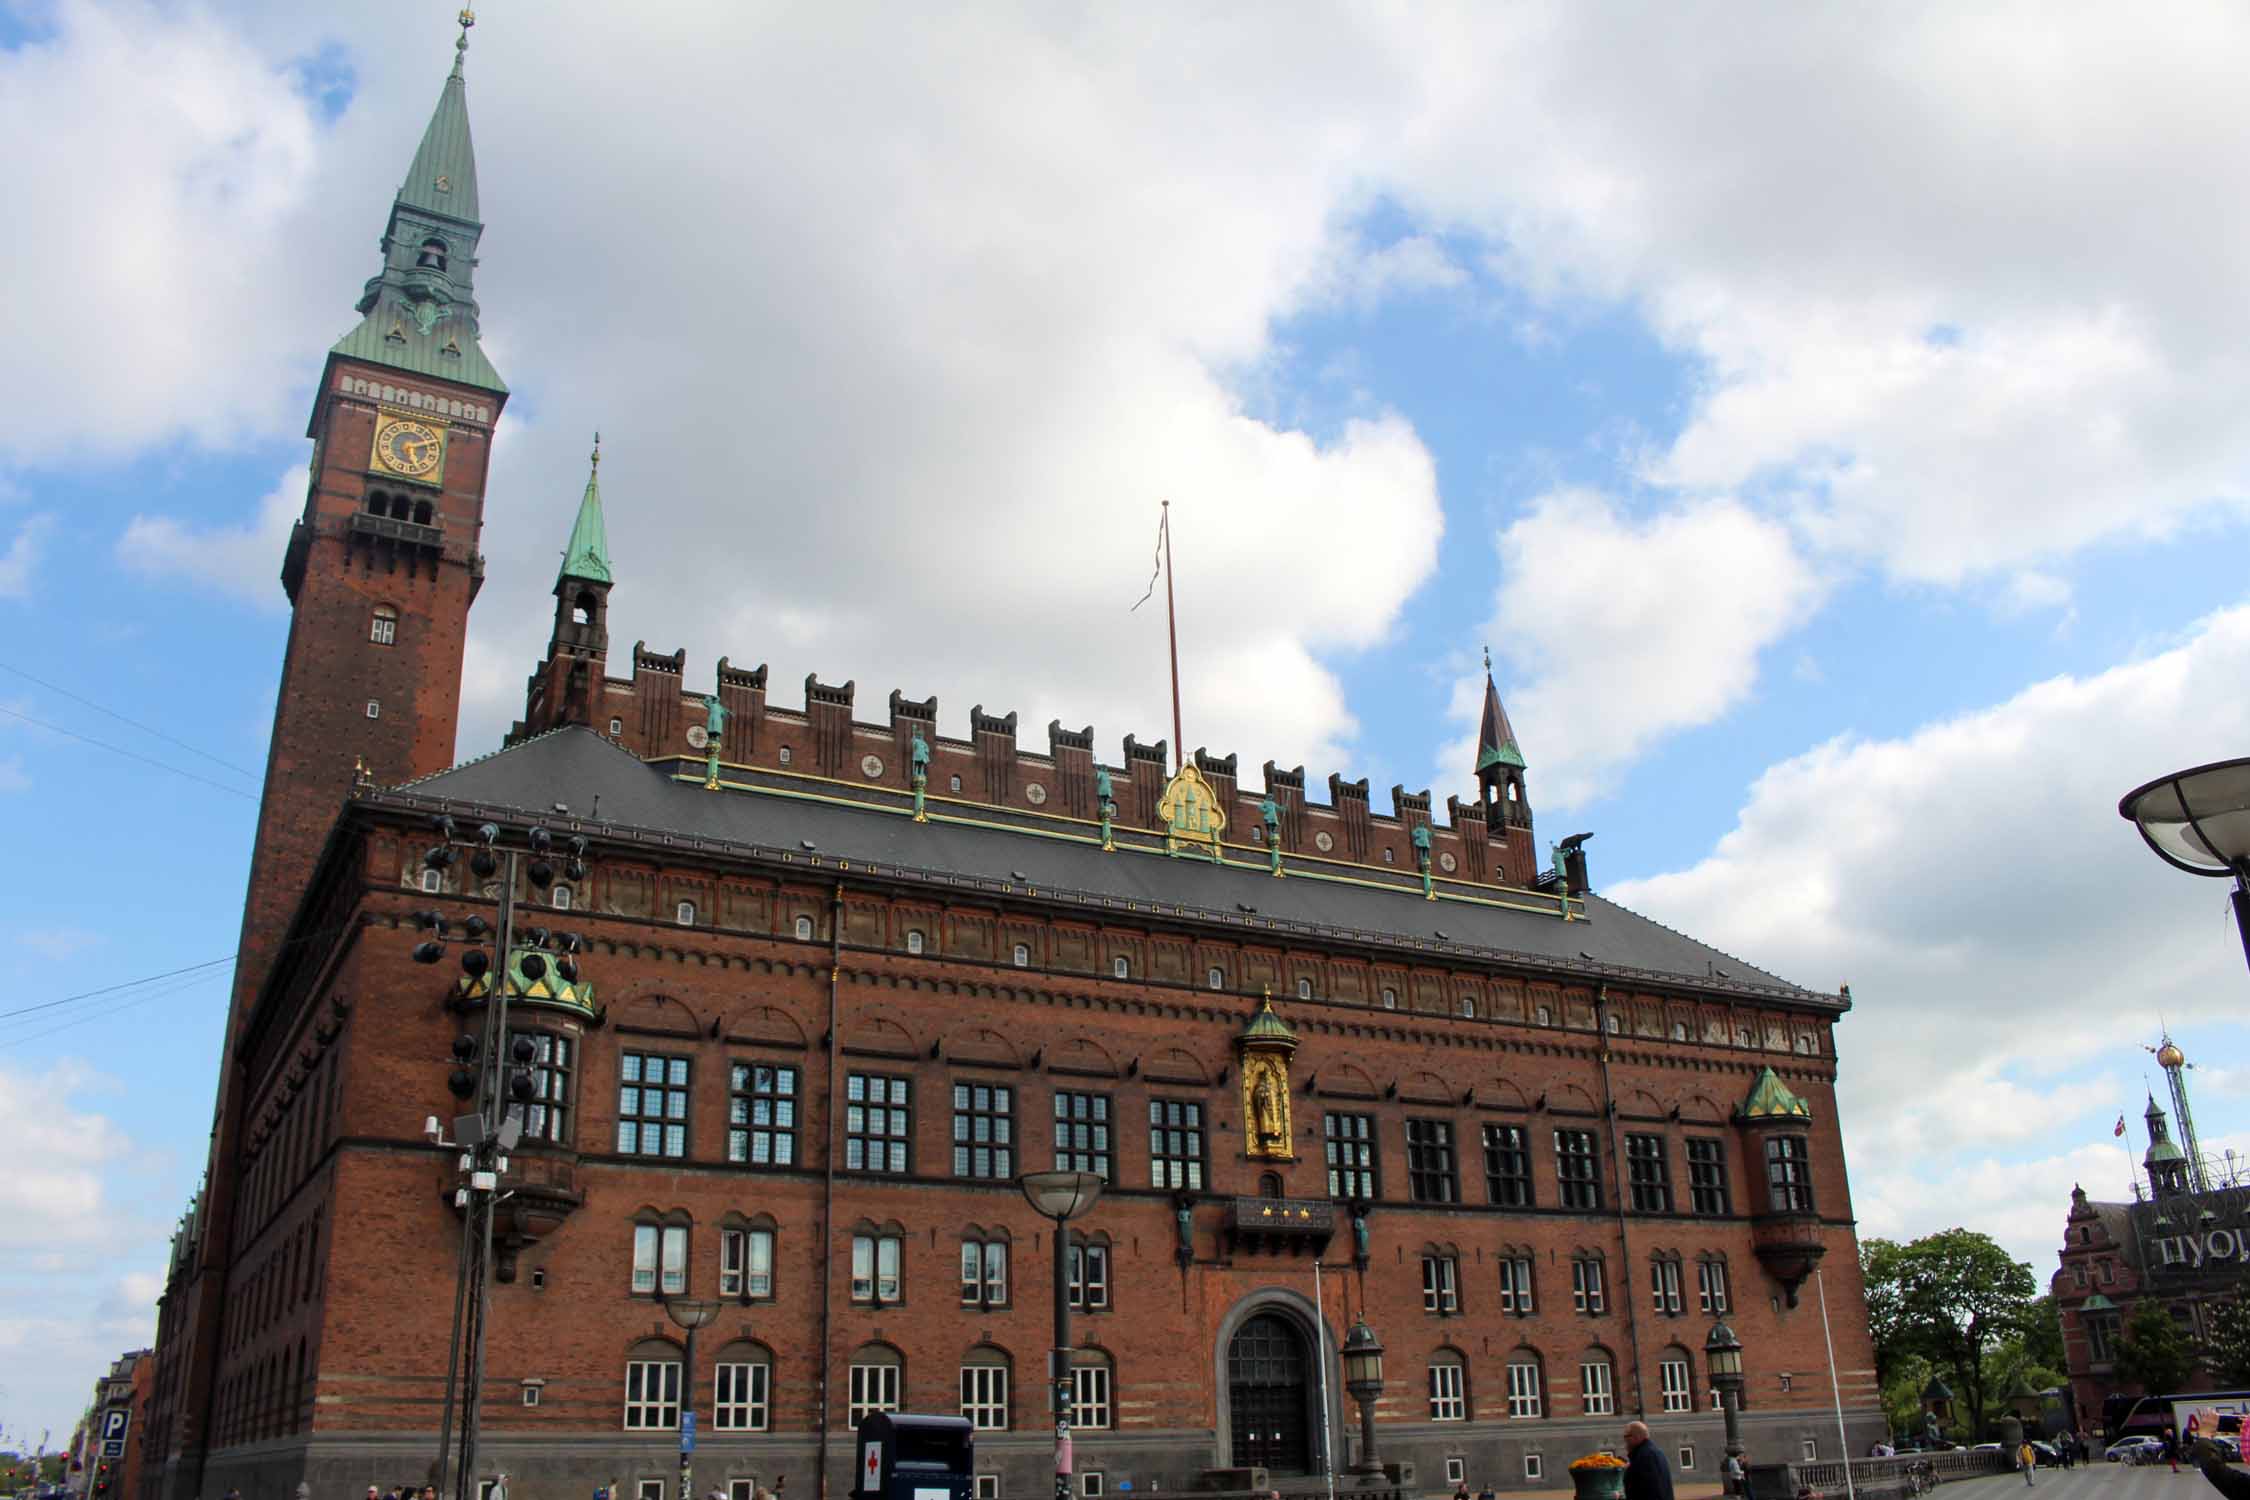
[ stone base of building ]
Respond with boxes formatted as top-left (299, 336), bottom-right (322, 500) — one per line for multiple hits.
top-left (192, 1410), bottom-right (1886, 1500)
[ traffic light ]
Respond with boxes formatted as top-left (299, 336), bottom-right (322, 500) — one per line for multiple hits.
top-left (95, 1461), bottom-right (111, 1494)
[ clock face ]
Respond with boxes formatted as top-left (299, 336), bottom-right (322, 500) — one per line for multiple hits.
top-left (375, 418), bottom-right (444, 479)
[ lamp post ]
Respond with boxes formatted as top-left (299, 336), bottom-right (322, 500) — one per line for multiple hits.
top-left (1019, 1171), bottom-right (1104, 1500)
top-left (666, 1297), bottom-right (721, 1500)
top-left (2120, 758), bottom-right (2250, 974)
top-left (1706, 1322), bottom-right (1746, 1482)
top-left (1340, 1320), bottom-right (1386, 1486)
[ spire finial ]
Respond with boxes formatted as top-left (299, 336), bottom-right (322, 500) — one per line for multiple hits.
top-left (1483, 643), bottom-right (1491, 674)
top-left (452, 8), bottom-right (475, 78)
top-left (591, 430), bottom-right (601, 472)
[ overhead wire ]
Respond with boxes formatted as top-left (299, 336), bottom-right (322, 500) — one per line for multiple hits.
top-left (0, 705), bottom-right (257, 801)
top-left (0, 661), bottom-right (260, 781)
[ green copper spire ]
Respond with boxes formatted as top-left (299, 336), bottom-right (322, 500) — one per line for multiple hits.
top-left (560, 434), bottom-right (614, 586)
top-left (1475, 646), bottom-right (1527, 777)
top-left (327, 9), bottom-right (506, 395)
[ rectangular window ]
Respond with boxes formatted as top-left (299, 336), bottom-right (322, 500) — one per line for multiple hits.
top-left (1069, 1243), bottom-right (1109, 1310)
top-left (1687, 1138), bottom-right (1731, 1215)
top-left (1679, 1448), bottom-right (1696, 1472)
top-left (624, 1359), bottom-right (681, 1430)
top-left (1697, 1260), bottom-right (1731, 1315)
top-left (1421, 1254), bottom-right (1459, 1314)
top-left (1651, 1258), bottom-right (1683, 1315)
top-left (510, 1032), bottom-right (571, 1145)
top-left (1626, 1134), bottom-right (1672, 1213)
top-left (1766, 1135), bottom-right (1814, 1213)
top-left (713, 1361), bottom-right (769, 1431)
top-left (729, 1063), bottom-right (798, 1167)
top-left (639, 1482), bottom-right (664, 1500)
top-left (1660, 1358), bottom-right (1692, 1414)
top-left (1498, 1255), bottom-right (1535, 1315)
top-left (1571, 1256), bottom-right (1605, 1314)
top-left (976, 1479), bottom-right (1001, 1500)
top-left (370, 613), bottom-right (397, 645)
top-left (1054, 1091), bottom-right (1113, 1179)
top-left (618, 1053), bottom-right (689, 1158)
top-left (952, 1082), bottom-right (1015, 1180)
top-left (848, 1362), bottom-right (900, 1424)
top-left (1524, 1457), bottom-right (1544, 1482)
top-left (846, 1074), bottom-right (911, 1174)
top-left (960, 1364), bottom-right (1010, 1431)
top-left (1802, 1440), bottom-right (1818, 1463)
top-left (1430, 1362), bottom-right (1465, 1421)
top-left (1581, 1359), bottom-right (1615, 1416)
top-left (632, 1224), bottom-right (658, 1294)
top-left (1324, 1113), bottom-right (1378, 1200)
top-left (851, 1233), bottom-right (902, 1304)
top-left (1507, 1361), bottom-right (1543, 1418)
top-left (1406, 1119), bottom-right (1459, 1203)
top-left (633, 1224), bottom-right (686, 1295)
top-left (1071, 1365), bottom-right (1113, 1429)
top-left (1483, 1122), bottom-right (1533, 1207)
top-left (721, 1228), bottom-right (773, 1300)
top-left (1148, 1099), bottom-right (1205, 1190)
top-left (962, 1240), bottom-right (1007, 1305)
top-left (1556, 1128), bottom-right (1600, 1210)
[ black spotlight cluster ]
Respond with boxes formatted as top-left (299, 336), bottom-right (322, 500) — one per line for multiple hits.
top-left (445, 1030), bottom-right (541, 1105)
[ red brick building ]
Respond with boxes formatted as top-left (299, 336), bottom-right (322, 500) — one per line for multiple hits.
top-left (142, 25), bottom-right (1881, 1500)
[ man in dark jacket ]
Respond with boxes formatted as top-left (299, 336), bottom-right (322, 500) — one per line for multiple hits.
top-left (1625, 1422), bottom-right (1676, 1500)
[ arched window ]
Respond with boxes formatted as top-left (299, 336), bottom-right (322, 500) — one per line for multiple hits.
top-left (1579, 1348), bottom-right (1616, 1416)
top-left (1069, 1349), bottom-right (1114, 1429)
top-left (848, 1343), bottom-right (903, 1424)
top-left (1505, 1349), bottom-right (1544, 1418)
top-left (365, 492), bottom-right (390, 518)
top-left (677, 900), bottom-right (696, 927)
top-left (1658, 1346), bottom-right (1695, 1413)
top-left (1012, 943), bottom-right (1030, 967)
top-left (1207, 965), bottom-right (1224, 990)
top-left (1649, 1250), bottom-right (1683, 1315)
top-left (1462, 996), bottom-right (1477, 1018)
top-left (1535, 1005), bottom-right (1553, 1026)
top-left (1429, 1347), bottom-right (1468, 1421)
top-left (412, 499), bottom-right (434, 525)
top-left (778, 746), bottom-right (793, 766)
top-left (370, 605), bottom-right (398, 646)
top-left (1295, 976), bottom-right (1313, 999)
top-left (550, 884), bottom-right (572, 911)
top-left (906, 929), bottom-right (926, 955)
top-left (960, 1345), bottom-right (1011, 1431)
top-left (1670, 1020), bottom-right (1689, 1041)
top-left (711, 1339), bottom-right (772, 1431)
top-left (1257, 1171), bottom-right (1284, 1199)
top-left (574, 589), bottom-right (597, 626)
top-left (623, 1336), bottom-right (683, 1430)
top-left (1112, 955), bottom-right (1129, 979)
top-left (1381, 987), bottom-right (1397, 1010)
top-left (795, 914), bottom-right (815, 941)
top-left (416, 237), bottom-right (449, 272)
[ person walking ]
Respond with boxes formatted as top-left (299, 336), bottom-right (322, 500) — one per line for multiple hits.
top-left (1624, 1422), bottom-right (1676, 1500)
top-left (1722, 1452), bottom-right (1746, 1498)
top-left (2018, 1439), bottom-right (2037, 1488)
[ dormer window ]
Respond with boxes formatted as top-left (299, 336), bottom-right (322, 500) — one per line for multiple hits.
top-left (1012, 944), bottom-right (1030, 968)
top-left (416, 237), bottom-right (449, 272)
top-left (1207, 966), bottom-right (1224, 991)
top-left (1112, 956), bottom-right (1129, 979)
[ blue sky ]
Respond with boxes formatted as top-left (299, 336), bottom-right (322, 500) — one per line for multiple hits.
top-left (7, 0), bottom-right (2250, 1444)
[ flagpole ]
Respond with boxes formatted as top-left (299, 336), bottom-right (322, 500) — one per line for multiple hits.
top-left (1816, 1268), bottom-right (1857, 1500)
top-left (1162, 501), bottom-right (1183, 772)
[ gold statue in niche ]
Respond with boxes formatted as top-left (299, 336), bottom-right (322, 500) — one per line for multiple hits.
top-left (1237, 989), bottom-right (1299, 1161)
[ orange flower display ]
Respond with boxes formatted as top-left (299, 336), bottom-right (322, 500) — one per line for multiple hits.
top-left (1569, 1454), bottom-right (1628, 1472)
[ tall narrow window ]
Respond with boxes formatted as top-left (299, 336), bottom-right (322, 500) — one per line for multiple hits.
top-left (850, 1232), bottom-right (902, 1305)
top-left (1429, 1356), bottom-right (1466, 1421)
top-left (1555, 1128), bottom-right (1600, 1210)
top-left (1506, 1357), bottom-right (1543, 1418)
top-left (1148, 1099), bottom-right (1204, 1190)
top-left (1069, 1241), bottom-right (1110, 1310)
top-left (961, 1238), bottom-right (1007, 1306)
top-left (1626, 1134), bottom-right (1672, 1213)
top-left (1571, 1254), bottom-right (1605, 1314)
top-left (509, 1031), bottom-right (571, 1145)
top-left (1421, 1253), bottom-right (1459, 1314)
top-left (846, 1074), bottom-right (911, 1173)
top-left (1581, 1357), bottom-right (1616, 1416)
top-left (1660, 1356), bottom-right (1693, 1413)
top-left (618, 1053), bottom-right (689, 1158)
top-left (1497, 1254), bottom-right (1535, 1315)
top-left (952, 1082), bottom-right (1014, 1180)
top-left (729, 1063), bottom-right (798, 1167)
top-left (1686, 1138), bottom-right (1731, 1215)
top-left (1070, 1359), bottom-right (1113, 1429)
top-left (1697, 1259), bottom-right (1731, 1314)
top-left (1054, 1091), bottom-right (1112, 1179)
top-left (1406, 1119), bottom-right (1459, 1203)
top-left (1483, 1123), bottom-right (1532, 1206)
top-left (1324, 1112), bottom-right (1377, 1199)
top-left (1766, 1136), bottom-right (1815, 1212)
top-left (370, 606), bottom-right (398, 645)
top-left (720, 1227), bottom-right (773, 1300)
top-left (1650, 1255), bottom-right (1683, 1315)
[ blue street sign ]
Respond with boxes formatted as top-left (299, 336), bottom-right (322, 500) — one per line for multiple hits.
top-left (680, 1411), bottom-right (696, 1453)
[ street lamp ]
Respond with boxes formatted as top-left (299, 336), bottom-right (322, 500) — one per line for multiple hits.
top-left (1705, 1322), bottom-right (1746, 1481)
top-left (1341, 1320), bottom-right (1387, 1485)
top-left (2120, 758), bottom-right (2250, 973)
top-left (666, 1297), bottom-right (721, 1500)
top-left (1019, 1170), bottom-right (1105, 1500)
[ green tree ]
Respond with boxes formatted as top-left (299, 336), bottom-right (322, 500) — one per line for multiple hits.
top-left (2205, 1297), bottom-right (2250, 1388)
top-left (1859, 1227), bottom-right (2037, 1436)
top-left (2018, 1294), bottom-right (2066, 1373)
top-left (2116, 1298), bottom-right (2200, 1396)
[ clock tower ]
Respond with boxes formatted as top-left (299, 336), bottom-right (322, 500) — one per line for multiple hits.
top-left (157, 19), bottom-right (508, 1496)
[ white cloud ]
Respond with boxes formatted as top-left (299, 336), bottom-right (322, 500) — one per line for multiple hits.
top-left (0, 514), bottom-right (51, 599)
top-left (18, 928), bottom-right (98, 962)
top-left (1440, 490), bottom-right (1823, 808)
top-left (116, 468), bottom-right (299, 608)
top-left (1320, 233), bottom-right (1470, 311)
top-left (0, 1059), bottom-right (137, 1260)
top-left (1612, 603), bottom-right (2250, 1258)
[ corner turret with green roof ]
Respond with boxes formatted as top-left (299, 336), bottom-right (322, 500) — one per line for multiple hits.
top-left (1738, 1066), bottom-right (1814, 1121)
top-left (326, 11), bottom-right (506, 396)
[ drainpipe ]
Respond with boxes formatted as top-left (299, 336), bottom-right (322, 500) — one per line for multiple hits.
top-left (1594, 986), bottom-right (1649, 1416)
top-left (816, 883), bottom-right (844, 1500)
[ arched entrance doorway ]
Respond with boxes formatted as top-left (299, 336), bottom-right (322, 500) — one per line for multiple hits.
top-left (1227, 1312), bottom-right (1313, 1473)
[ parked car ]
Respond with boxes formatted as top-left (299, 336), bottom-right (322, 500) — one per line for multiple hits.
top-left (2108, 1437), bottom-right (2167, 1463)
top-left (1970, 1444), bottom-right (2003, 1454)
top-left (2029, 1443), bottom-right (2061, 1465)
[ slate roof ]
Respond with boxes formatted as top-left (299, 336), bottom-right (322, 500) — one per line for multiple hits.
top-left (391, 726), bottom-right (1831, 1004)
